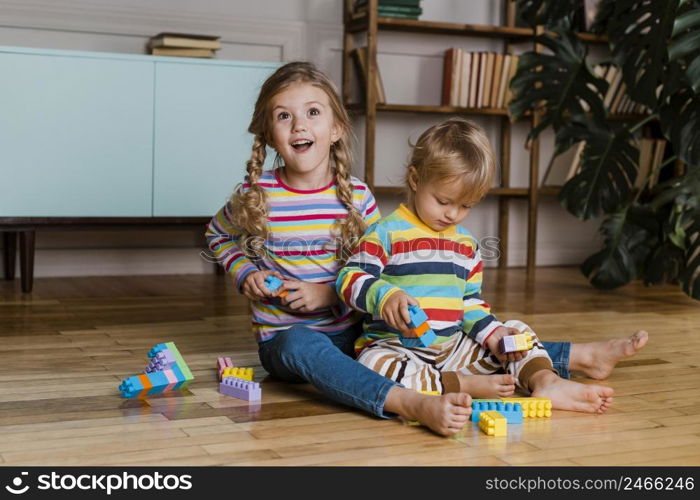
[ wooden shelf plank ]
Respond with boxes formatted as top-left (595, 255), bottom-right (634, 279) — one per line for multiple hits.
top-left (539, 186), bottom-right (562, 196)
top-left (348, 15), bottom-right (533, 39)
top-left (347, 102), bottom-right (511, 116)
top-left (373, 186), bottom-right (529, 197)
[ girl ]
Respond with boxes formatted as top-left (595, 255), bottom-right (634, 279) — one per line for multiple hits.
top-left (207, 63), bottom-right (647, 436)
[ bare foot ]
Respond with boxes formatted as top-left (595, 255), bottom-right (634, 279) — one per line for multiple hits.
top-left (385, 387), bottom-right (472, 436)
top-left (457, 373), bottom-right (516, 398)
top-left (570, 330), bottom-right (649, 380)
top-left (530, 371), bottom-right (614, 413)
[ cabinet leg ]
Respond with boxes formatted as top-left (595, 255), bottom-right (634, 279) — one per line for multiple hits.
top-left (3, 232), bottom-right (17, 280)
top-left (19, 230), bottom-right (35, 293)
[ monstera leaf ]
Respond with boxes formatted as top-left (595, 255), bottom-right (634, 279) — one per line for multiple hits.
top-left (669, 3), bottom-right (700, 93)
top-left (604, 0), bottom-right (680, 108)
top-left (581, 205), bottom-right (657, 289)
top-left (558, 121), bottom-right (638, 220)
top-left (515, 0), bottom-right (580, 28)
top-left (509, 29), bottom-right (608, 140)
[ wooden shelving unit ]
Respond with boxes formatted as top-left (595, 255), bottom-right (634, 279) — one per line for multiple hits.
top-left (342, 0), bottom-right (546, 273)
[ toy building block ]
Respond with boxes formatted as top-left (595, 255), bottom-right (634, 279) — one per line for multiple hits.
top-left (264, 275), bottom-right (288, 298)
top-left (118, 368), bottom-right (189, 398)
top-left (217, 357), bottom-right (234, 381)
top-left (219, 377), bottom-right (261, 401)
top-left (501, 397), bottom-right (552, 418)
top-left (119, 341), bottom-right (194, 398)
top-left (471, 401), bottom-right (523, 424)
top-left (498, 333), bottom-right (534, 354)
top-left (400, 304), bottom-right (437, 348)
top-left (479, 411), bottom-right (507, 437)
top-left (221, 366), bottom-right (254, 381)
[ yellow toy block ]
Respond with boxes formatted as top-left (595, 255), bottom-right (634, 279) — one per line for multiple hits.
top-left (501, 397), bottom-right (552, 418)
top-left (479, 411), bottom-right (507, 437)
top-left (221, 366), bottom-right (254, 381)
top-left (498, 333), bottom-right (534, 353)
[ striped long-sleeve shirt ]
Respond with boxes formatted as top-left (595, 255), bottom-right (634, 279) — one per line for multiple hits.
top-left (336, 203), bottom-right (502, 353)
top-left (206, 168), bottom-right (380, 343)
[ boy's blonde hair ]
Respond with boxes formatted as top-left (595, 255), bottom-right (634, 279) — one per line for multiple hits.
top-left (230, 61), bottom-right (365, 261)
top-left (406, 118), bottom-right (496, 204)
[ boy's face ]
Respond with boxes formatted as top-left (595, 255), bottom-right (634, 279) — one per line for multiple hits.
top-left (409, 174), bottom-right (475, 232)
top-left (269, 82), bottom-right (340, 181)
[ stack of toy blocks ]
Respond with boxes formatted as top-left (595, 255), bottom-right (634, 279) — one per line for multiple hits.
top-left (400, 305), bottom-right (437, 348)
top-left (118, 342), bottom-right (194, 398)
top-left (217, 358), bottom-right (260, 401)
top-left (471, 401), bottom-right (523, 423)
top-left (498, 333), bottom-right (534, 354)
top-left (264, 275), bottom-right (288, 297)
top-left (479, 411), bottom-right (507, 437)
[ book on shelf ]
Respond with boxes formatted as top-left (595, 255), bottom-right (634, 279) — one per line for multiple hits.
top-left (351, 47), bottom-right (387, 104)
top-left (441, 47), bottom-right (457, 106)
top-left (459, 51), bottom-right (471, 108)
top-left (468, 52), bottom-right (480, 108)
top-left (490, 53), bottom-right (504, 108)
top-left (354, 1), bottom-right (422, 19)
top-left (150, 47), bottom-right (216, 58)
top-left (148, 32), bottom-right (221, 50)
top-left (482, 52), bottom-right (495, 108)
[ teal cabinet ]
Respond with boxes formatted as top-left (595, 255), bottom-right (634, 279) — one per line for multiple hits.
top-left (0, 50), bottom-right (154, 216)
top-left (0, 46), bottom-right (278, 218)
top-left (153, 62), bottom-right (273, 216)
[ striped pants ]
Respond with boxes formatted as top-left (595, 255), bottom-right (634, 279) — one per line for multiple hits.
top-left (356, 320), bottom-right (553, 394)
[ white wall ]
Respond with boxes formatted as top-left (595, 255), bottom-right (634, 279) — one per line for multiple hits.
top-left (0, 0), bottom-right (600, 277)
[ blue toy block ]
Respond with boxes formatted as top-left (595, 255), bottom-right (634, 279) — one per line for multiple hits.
top-left (118, 375), bottom-right (145, 398)
top-left (399, 304), bottom-right (436, 348)
top-left (407, 304), bottom-right (429, 327)
top-left (220, 376), bottom-right (261, 401)
top-left (264, 275), bottom-right (283, 292)
top-left (471, 401), bottom-right (523, 424)
top-left (400, 329), bottom-right (437, 348)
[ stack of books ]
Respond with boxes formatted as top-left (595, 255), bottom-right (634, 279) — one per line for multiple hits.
top-left (543, 138), bottom-right (667, 189)
top-left (441, 49), bottom-right (520, 109)
top-left (594, 64), bottom-right (649, 116)
top-left (148, 32), bottom-right (221, 59)
top-left (354, 0), bottom-right (422, 20)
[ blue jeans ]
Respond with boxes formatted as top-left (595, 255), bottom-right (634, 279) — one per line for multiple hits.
top-left (258, 324), bottom-right (399, 418)
top-left (543, 341), bottom-right (571, 379)
top-left (259, 326), bottom-right (572, 418)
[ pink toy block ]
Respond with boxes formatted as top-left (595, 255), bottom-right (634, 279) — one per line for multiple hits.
top-left (219, 377), bottom-right (261, 401)
top-left (217, 357), bottom-right (234, 381)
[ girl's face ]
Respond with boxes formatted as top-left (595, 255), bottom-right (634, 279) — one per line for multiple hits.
top-left (269, 82), bottom-right (340, 181)
top-left (408, 171), bottom-right (474, 232)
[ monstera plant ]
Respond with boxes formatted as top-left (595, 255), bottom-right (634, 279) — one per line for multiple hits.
top-left (510, 0), bottom-right (700, 299)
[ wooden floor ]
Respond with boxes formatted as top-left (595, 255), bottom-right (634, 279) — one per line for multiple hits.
top-left (1, 267), bottom-right (699, 466)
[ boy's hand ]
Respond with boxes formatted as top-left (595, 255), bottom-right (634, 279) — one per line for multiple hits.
top-left (380, 291), bottom-right (419, 337)
top-left (485, 326), bottom-right (528, 363)
top-left (280, 280), bottom-right (338, 312)
top-left (241, 270), bottom-right (284, 301)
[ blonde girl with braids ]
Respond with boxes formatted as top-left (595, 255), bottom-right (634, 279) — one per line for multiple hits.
top-left (207, 61), bottom-right (479, 436)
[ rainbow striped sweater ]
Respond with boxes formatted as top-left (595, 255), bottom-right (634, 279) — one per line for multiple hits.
top-left (337, 204), bottom-right (502, 352)
top-left (205, 169), bottom-right (380, 343)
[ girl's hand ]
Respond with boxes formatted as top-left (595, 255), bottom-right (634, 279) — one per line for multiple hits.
top-left (241, 270), bottom-right (284, 301)
top-left (280, 280), bottom-right (338, 312)
top-left (379, 291), bottom-right (419, 336)
top-left (485, 326), bottom-right (528, 363)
